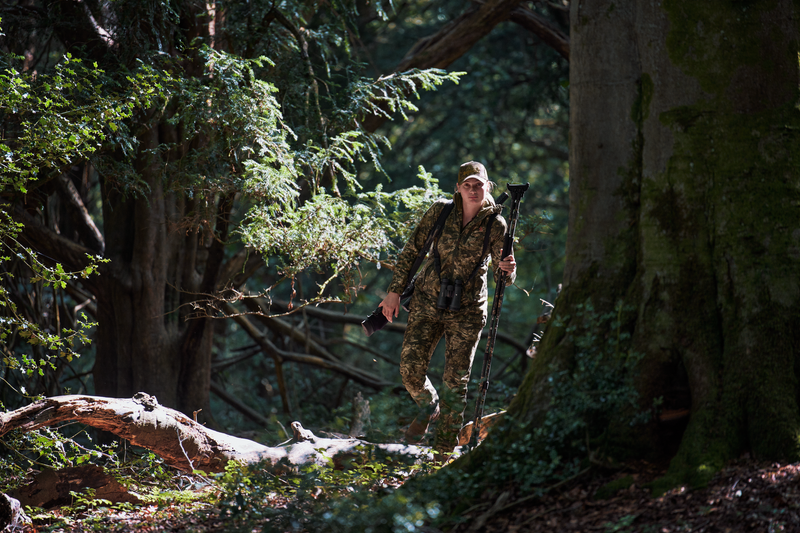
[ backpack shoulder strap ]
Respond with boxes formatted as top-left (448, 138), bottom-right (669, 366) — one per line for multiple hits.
top-left (431, 200), bottom-right (455, 238)
top-left (402, 200), bottom-right (454, 293)
top-left (464, 213), bottom-right (498, 284)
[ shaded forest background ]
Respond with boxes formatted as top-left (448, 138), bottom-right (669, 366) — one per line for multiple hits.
top-left (3, 1), bottom-right (800, 531)
top-left (0, 0), bottom-right (569, 444)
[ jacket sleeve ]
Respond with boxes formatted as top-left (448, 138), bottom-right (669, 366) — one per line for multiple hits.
top-left (489, 215), bottom-right (516, 287)
top-left (386, 201), bottom-right (444, 294)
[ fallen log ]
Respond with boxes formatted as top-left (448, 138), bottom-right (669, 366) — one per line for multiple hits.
top-left (9, 465), bottom-right (142, 509)
top-left (0, 492), bottom-right (30, 531)
top-left (0, 393), bottom-right (430, 474)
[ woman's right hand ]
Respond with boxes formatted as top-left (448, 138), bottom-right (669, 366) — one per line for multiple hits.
top-left (380, 292), bottom-right (401, 322)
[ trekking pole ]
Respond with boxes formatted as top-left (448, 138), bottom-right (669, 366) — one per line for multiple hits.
top-left (469, 182), bottom-right (529, 447)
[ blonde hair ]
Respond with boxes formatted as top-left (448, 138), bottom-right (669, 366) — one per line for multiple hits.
top-left (484, 181), bottom-right (497, 205)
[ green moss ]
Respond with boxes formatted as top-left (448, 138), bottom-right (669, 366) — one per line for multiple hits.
top-left (631, 73), bottom-right (654, 123)
top-left (650, 462), bottom-right (721, 497)
top-left (594, 475), bottom-right (634, 500)
top-left (647, 89), bottom-right (800, 493)
top-left (140, 488), bottom-right (209, 505)
top-left (662, 0), bottom-right (779, 98)
top-left (640, 73), bottom-right (653, 121)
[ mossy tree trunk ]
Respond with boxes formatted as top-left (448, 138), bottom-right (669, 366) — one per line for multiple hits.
top-left (497, 0), bottom-right (800, 488)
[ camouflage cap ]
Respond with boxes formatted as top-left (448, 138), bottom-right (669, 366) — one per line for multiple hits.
top-left (458, 161), bottom-right (489, 184)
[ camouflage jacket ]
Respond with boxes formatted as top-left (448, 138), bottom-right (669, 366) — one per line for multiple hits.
top-left (387, 193), bottom-right (514, 313)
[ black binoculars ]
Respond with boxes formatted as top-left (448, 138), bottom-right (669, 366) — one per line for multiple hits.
top-left (437, 278), bottom-right (463, 311)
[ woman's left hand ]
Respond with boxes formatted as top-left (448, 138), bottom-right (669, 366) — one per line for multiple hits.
top-left (499, 254), bottom-right (516, 276)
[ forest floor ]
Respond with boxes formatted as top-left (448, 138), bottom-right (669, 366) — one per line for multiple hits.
top-left (452, 457), bottom-right (800, 533)
top-left (10, 457), bottom-right (800, 532)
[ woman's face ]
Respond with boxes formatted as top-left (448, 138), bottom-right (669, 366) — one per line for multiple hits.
top-left (457, 178), bottom-right (487, 208)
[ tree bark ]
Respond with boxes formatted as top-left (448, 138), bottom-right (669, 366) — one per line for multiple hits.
top-left (94, 126), bottom-right (181, 408)
top-left (0, 395), bottom-right (430, 473)
top-left (486, 0), bottom-right (800, 491)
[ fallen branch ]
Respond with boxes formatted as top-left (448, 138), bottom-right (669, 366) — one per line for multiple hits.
top-left (0, 394), bottom-right (429, 474)
top-left (0, 493), bottom-right (29, 531)
top-left (10, 465), bottom-right (141, 509)
top-left (209, 380), bottom-right (273, 428)
top-left (227, 301), bottom-right (393, 390)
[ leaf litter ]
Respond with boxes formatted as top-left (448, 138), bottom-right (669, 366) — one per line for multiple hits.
top-left (451, 458), bottom-right (800, 533)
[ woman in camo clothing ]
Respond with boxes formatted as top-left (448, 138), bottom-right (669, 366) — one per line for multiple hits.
top-left (379, 161), bottom-right (516, 457)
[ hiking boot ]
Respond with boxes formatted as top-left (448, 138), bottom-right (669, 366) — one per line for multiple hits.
top-left (404, 404), bottom-right (440, 445)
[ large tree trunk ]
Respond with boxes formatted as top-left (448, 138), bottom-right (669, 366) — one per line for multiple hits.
top-left (95, 128), bottom-right (179, 409)
top-left (21, 151), bottom-right (223, 419)
top-left (94, 129), bottom-right (220, 416)
top-left (490, 0), bottom-right (800, 490)
top-left (34, 4), bottom-right (222, 419)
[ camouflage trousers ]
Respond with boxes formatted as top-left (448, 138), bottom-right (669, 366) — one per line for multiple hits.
top-left (400, 292), bottom-right (486, 453)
